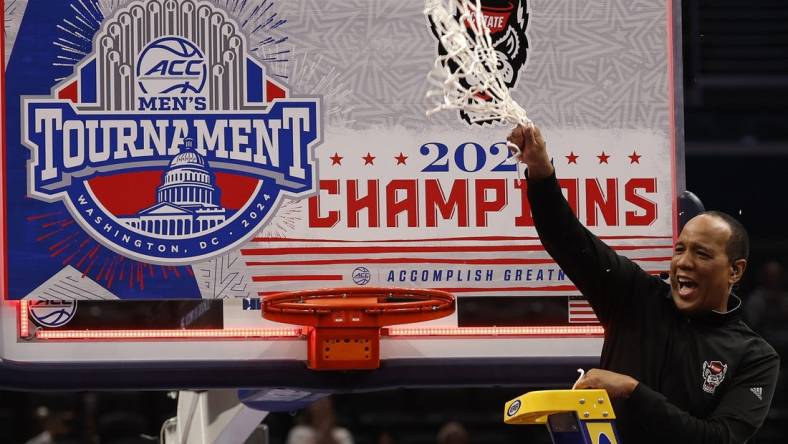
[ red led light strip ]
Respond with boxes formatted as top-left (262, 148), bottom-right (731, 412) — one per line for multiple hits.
top-left (35, 328), bottom-right (303, 340)
top-left (19, 300), bottom-right (302, 339)
top-left (19, 303), bottom-right (602, 340)
top-left (19, 300), bottom-right (30, 337)
top-left (384, 326), bottom-right (604, 337)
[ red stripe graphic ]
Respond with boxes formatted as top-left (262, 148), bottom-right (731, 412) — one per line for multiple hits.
top-left (251, 275), bottom-right (344, 282)
top-left (246, 258), bottom-right (557, 266)
top-left (241, 244), bottom-right (671, 256)
top-left (256, 284), bottom-right (579, 296)
top-left (436, 285), bottom-right (578, 293)
top-left (244, 256), bottom-right (671, 267)
top-left (252, 235), bottom-right (672, 243)
top-left (569, 300), bottom-right (599, 324)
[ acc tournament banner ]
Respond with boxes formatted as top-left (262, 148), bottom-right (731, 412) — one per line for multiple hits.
top-left (2, 0), bottom-right (678, 303)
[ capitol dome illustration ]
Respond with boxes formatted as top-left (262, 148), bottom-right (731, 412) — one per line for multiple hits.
top-left (121, 139), bottom-right (227, 236)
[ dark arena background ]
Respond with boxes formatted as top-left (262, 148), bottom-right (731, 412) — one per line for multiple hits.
top-left (2, 0), bottom-right (788, 443)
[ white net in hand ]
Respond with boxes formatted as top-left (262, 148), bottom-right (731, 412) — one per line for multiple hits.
top-left (424, 0), bottom-right (531, 128)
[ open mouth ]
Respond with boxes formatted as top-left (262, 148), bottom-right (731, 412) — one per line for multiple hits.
top-left (676, 276), bottom-right (698, 298)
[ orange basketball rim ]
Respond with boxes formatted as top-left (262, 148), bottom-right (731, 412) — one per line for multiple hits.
top-left (262, 287), bottom-right (456, 370)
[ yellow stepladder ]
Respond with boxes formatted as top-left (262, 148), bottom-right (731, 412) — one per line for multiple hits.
top-left (504, 389), bottom-right (621, 444)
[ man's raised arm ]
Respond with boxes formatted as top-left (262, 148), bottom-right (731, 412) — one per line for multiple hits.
top-left (507, 125), bottom-right (657, 325)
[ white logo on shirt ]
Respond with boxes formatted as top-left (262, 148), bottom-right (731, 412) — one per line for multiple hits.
top-left (750, 387), bottom-right (763, 401)
top-left (701, 360), bottom-right (728, 394)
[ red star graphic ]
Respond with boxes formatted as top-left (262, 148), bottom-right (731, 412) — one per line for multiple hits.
top-left (628, 151), bottom-right (642, 164)
top-left (597, 151), bottom-right (610, 164)
top-left (362, 152), bottom-right (376, 165)
top-left (395, 152), bottom-right (408, 165)
top-left (566, 151), bottom-right (579, 164)
top-left (329, 152), bottom-right (343, 166)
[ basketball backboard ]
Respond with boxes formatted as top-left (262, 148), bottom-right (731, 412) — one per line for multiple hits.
top-left (1, 0), bottom-right (681, 391)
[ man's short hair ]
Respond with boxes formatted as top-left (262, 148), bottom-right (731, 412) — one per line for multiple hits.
top-left (702, 211), bottom-right (749, 262)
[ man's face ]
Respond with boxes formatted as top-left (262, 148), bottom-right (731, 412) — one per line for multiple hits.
top-left (670, 215), bottom-right (743, 313)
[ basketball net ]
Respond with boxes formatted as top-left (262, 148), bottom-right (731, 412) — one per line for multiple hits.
top-left (424, 0), bottom-right (532, 147)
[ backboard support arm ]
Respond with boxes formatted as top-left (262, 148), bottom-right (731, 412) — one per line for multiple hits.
top-left (161, 390), bottom-right (269, 444)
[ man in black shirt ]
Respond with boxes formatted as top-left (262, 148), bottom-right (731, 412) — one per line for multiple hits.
top-left (507, 125), bottom-right (780, 443)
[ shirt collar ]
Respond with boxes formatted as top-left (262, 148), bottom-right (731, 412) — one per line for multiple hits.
top-left (666, 289), bottom-right (743, 324)
top-left (696, 293), bottom-right (742, 324)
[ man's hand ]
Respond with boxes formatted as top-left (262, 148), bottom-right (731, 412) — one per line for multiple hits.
top-left (506, 124), bottom-right (553, 181)
top-left (574, 368), bottom-right (640, 400)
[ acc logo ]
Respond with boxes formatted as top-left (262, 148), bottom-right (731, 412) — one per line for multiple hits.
top-left (506, 399), bottom-right (521, 417)
top-left (22, 0), bottom-right (320, 265)
top-left (352, 267), bottom-right (372, 285)
top-left (137, 36), bottom-right (207, 96)
top-left (29, 300), bottom-right (78, 328)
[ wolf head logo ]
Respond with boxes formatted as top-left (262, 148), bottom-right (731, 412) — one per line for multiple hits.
top-left (702, 360), bottom-right (728, 394)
